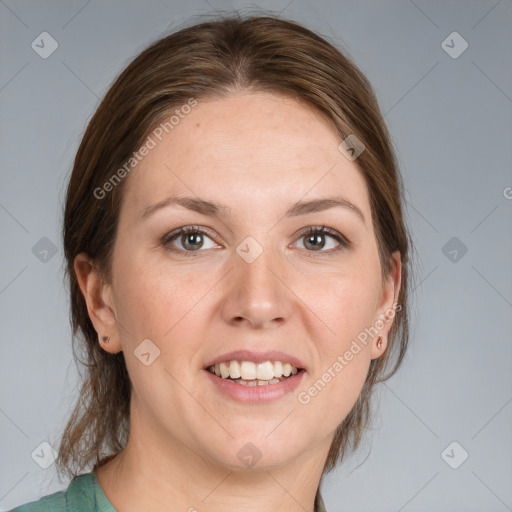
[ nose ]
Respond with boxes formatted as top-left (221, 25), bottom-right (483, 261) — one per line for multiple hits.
top-left (220, 245), bottom-right (292, 329)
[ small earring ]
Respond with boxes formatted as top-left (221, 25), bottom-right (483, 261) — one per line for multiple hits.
top-left (376, 336), bottom-right (383, 350)
top-left (101, 336), bottom-right (110, 343)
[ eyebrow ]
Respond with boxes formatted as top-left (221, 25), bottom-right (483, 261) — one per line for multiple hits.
top-left (138, 195), bottom-right (366, 225)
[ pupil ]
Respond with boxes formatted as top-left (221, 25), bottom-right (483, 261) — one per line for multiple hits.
top-left (306, 233), bottom-right (324, 250)
top-left (184, 232), bottom-right (202, 250)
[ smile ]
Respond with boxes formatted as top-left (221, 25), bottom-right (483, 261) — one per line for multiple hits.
top-left (208, 360), bottom-right (300, 386)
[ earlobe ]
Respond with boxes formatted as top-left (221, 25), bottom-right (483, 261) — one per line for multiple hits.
top-left (74, 253), bottom-right (122, 353)
top-left (371, 251), bottom-right (402, 360)
top-left (371, 335), bottom-right (386, 360)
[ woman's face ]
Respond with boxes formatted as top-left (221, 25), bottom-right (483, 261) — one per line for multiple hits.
top-left (88, 92), bottom-right (400, 471)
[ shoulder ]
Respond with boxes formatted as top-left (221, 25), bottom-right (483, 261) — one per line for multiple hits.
top-left (7, 472), bottom-right (112, 512)
top-left (6, 488), bottom-right (67, 511)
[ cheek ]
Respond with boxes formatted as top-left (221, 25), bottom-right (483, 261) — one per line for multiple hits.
top-left (297, 268), bottom-right (378, 414)
top-left (111, 249), bottom-right (224, 350)
top-left (290, 240), bottom-right (382, 338)
top-left (304, 268), bottom-right (380, 349)
top-left (110, 256), bottom-right (206, 401)
top-left (321, 359), bottom-right (370, 428)
top-left (336, 278), bottom-right (377, 328)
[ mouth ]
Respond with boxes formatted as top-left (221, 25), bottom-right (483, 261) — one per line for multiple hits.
top-left (203, 350), bottom-right (306, 402)
top-left (206, 359), bottom-right (304, 386)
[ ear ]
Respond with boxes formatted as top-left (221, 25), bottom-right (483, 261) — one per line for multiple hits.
top-left (370, 250), bottom-right (402, 359)
top-left (74, 252), bottom-right (122, 354)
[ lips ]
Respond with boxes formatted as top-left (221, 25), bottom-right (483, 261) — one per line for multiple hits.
top-left (204, 362), bottom-right (305, 402)
top-left (204, 349), bottom-right (306, 371)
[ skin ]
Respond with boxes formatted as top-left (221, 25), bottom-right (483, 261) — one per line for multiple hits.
top-left (75, 91), bottom-right (401, 512)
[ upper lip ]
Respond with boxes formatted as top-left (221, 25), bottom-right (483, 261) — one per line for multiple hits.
top-left (204, 350), bottom-right (306, 370)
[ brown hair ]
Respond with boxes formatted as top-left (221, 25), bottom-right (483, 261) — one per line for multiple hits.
top-left (59, 11), bottom-right (415, 498)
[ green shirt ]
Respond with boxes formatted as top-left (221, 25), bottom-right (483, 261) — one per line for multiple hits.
top-left (8, 470), bottom-right (327, 511)
top-left (7, 472), bottom-right (116, 512)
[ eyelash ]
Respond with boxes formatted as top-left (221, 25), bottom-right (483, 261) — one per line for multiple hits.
top-left (161, 225), bottom-right (351, 257)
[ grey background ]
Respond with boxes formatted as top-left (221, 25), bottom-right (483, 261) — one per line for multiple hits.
top-left (1, 1), bottom-right (511, 511)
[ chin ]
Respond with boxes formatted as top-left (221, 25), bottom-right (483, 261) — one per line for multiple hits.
top-left (204, 433), bottom-right (307, 472)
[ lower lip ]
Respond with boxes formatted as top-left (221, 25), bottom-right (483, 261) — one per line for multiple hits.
top-left (203, 369), bottom-right (305, 403)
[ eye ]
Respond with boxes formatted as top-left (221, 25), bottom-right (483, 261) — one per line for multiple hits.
top-left (292, 226), bottom-right (350, 254)
top-left (162, 226), bottom-right (220, 254)
top-left (162, 225), bottom-right (350, 257)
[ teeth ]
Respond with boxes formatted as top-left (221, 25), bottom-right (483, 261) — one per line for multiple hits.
top-left (241, 361), bottom-right (257, 380)
top-left (220, 362), bottom-right (230, 379)
top-left (273, 361), bottom-right (283, 378)
top-left (235, 379), bottom-right (280, 386)
top-left (256, 361), bottom-right (274, 380)
top-left (208, 360), bottom-right (300, 381)
top-left (229, 360), bottom-right (241, 379)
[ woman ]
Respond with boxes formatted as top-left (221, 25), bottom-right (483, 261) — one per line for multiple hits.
top-left (10, 12), bottom-right (412, 512)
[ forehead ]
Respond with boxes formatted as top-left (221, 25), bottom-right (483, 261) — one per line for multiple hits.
top-left (121, 92), bottom-right (370, 221)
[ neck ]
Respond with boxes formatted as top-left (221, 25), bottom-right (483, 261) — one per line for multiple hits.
top-left (96, 402), bottom-right (331, 512)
